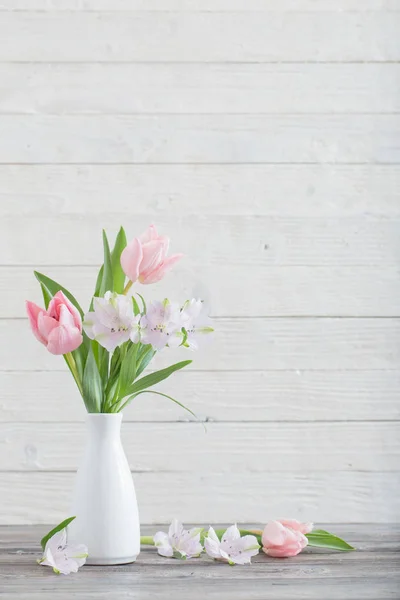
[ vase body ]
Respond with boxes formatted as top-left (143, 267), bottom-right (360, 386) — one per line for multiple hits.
top-left (68, 413), bottom-right (140, 565)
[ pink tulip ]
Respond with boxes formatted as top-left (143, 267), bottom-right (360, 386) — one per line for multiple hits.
top-left (121, 224), bottom-right (183, 285)
top-left (26, 291), bottom-right (83, 355)
top-left (262, 520), bottom-right (313, 558)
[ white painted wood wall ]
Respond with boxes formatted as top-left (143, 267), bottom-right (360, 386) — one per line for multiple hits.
top-left (1, 1), bottom-right (399, 525)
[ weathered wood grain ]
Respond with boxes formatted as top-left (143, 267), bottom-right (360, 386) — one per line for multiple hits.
top-left (1, 1), bottom-right (396, 10)
top-left (3, 216), bottom-right (400, 267)
top-left (1, 63), bottom-right (399, 114)
top-left (5, 265), bottom-right (400, 318)
top-left (3, 318), bottom-right (400, 371)
top-left (2, 369), bottom-right (400, 423)
top-left (2, 523), bottom-right (397, 600)
top-left (1, 473), bottom-right (399, 523)
top-left (2, 165), bottom-right (399, 218)
top-left (2, 114), bottom-right (400, 164)
top-left (1, 12), bottom-right (398, 63)
top-left (0, 421), bottom-right (398, 472)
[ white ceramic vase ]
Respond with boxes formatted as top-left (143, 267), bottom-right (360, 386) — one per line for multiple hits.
top-left (68, 413), bottom-right (140, 565)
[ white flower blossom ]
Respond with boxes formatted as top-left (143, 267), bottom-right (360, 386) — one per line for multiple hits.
top-left (204, 525), bottom-right (259, 565)
top-left (153, 519), bottom-right (203, 559)
top-left (38, 529), bottom-right (88, 575)
top-left (140, 300), bottom-right (183, 351)
top-left (180, 299), bottom-right (213, 351)
top-left (84, 291), bottom-right (140, 352)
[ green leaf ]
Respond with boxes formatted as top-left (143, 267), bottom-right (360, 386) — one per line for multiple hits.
top-left (124, 389), bottom-right (200, 422)
top-left (34, 271), bottom-right (85, 317)
top-left (119, 343), bottom-right (139, 396)
top-left (40, 516), bottom-right (76, 551)
top-left (99, 230), bottom-right (113, 296)
top-left (127, 360), bottom-right (192, 396)
top-left (111, 226), bottom-right (127, 294)
top-left (90, 264), bottom-right (104, 310)
top-left (136, 293), bottom-right (147, 313)
top-left (135, 344), bottom-right (156, 377)
top-left (82, 346), bottom-right (103, 413)
top-left (306, 530), bottom-right (355, 552)
top-left (132, 296), bottom-right (141, 316)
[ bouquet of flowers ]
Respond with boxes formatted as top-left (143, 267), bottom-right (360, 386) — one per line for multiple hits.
top-left (26, 224), bottom-right (213, 415)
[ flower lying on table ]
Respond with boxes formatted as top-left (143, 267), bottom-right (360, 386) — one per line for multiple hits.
top-left (153, 519), bottom-right (203, 559)
top-left (38, 517), bottom-right (87, 575)
top-left (204, 525), bottom-right (260, 565)
top-left (38, 516), bottom-right (354, 573)
top-left (143, 518), bottom-right (354, 564)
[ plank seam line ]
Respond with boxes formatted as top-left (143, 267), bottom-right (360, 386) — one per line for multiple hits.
top-left (3, 112), bottom-right (400, 117)
top-left (2, 60), bottom-right (400, 65)
top-left (1, 162), bottom-right (399, 166)
top-left (2, 368), bottom-right (400, 373)
top-left (2, 419), bottom-right (399, 425)
top-left (4, 316), bottom-right (400, 321)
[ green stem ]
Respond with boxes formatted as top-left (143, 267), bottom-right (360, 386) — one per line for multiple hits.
top-left (64, 352), bottom-right (84, 396)
top-left (140, 536), bottom-right (155, 546)
top-left (123, 280), bottom-right (133, 295)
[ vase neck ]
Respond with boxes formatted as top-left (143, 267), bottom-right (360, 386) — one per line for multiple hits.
top-left (86, 413), bottom-right (123, 442)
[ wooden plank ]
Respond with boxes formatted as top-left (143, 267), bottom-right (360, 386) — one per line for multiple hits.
top-left (2, 370), bottom-right (400, 423)
top-left (2, 216), bottom-right (400, 267)
top-left (2, 63), bottom-right (400, 114)
top-left (3, 317), bottom-right (400, 371)
top-left (2, 114), bottom-right (400, 164)
top-left (0, 422), bottom-right (398, 472)
top-left (0, 12), bottom-right (398, 62)
top-left (1, 165), bottom-right (400, 218)
top-left (8, 265), bottom-right (400, 318)
top-left (1, 1), bottom-right (397, 11)
top-left (1, 582), bottom-right (398, 600)
top-left (1, 472), bottom-right (399, 524)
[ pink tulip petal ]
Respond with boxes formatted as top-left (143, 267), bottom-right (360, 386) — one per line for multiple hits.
top-left (37, 313), bottom-right (59, 342)
top-left (263, 545), bottom-right (302, 558)
top-left (58, 304), bottom-right (76, 329)
top-left (120, 237), bottom-right (143, 283)
top-left (139, 224), bottom-right (158, 244)
top-left (46, 325), bottom-right (83, 355)
top-left (279, 519), bottom-right (313, 535)
top-left (140, 253), bottom-right (183, 284)
top-left (48, 291), bottom-right (82, 332)
top-left (139, 240), bottom-right (166, 276)
top-left (26, 301), bottom-right (47, 344)
top-left (262, 521), bottom-right (287, 547)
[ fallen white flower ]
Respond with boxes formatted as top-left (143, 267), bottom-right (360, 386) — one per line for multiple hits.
top-left (153, 519), bottom-right (203, 559)
top-left (204, 525), bottom-right (260, 565)
top-left (38, 529), bottom-right (88, 575)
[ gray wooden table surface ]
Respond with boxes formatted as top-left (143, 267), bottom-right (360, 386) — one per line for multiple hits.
top-left (0, 524), bottom-right (399, 599)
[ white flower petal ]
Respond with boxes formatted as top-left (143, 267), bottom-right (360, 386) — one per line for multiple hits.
top-left (221, 524), bottom-right (241, 545)
top-left (204, 532), bottom-right (222, 559)
top-left (168, 519), bottom-right (184, 541)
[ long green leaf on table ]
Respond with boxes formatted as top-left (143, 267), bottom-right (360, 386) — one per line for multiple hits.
top-left (306, 530), bottom-right (355, 551)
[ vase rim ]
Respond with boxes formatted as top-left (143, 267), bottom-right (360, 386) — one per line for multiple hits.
top-left (86, 412), bottom-right (123, 418)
